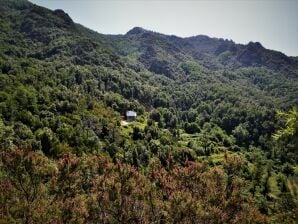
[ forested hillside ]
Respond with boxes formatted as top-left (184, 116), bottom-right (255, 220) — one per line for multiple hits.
top-left (0, 0), bottom-right (297, 223)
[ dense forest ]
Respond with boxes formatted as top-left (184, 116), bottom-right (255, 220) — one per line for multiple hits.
top-left (0, 0), bottom-right (297, 223)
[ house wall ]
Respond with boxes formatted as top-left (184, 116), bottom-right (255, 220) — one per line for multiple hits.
top-left (127, 116), bottom-right (136, 121)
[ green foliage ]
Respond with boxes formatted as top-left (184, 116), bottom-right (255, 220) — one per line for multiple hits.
top-left (232, 122), bottom-right (250, 145)
top-left (273, 107), bottom-right (298, 141)
top-left (0, 0), bottom-right (297, 221)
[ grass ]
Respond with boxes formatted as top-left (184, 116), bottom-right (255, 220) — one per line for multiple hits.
top-left (287, 176), bottom-right (298, 201)
top-left (120, 113), bottom-right (148, 138)
top-left (268, 175), bottom-right (280, 199)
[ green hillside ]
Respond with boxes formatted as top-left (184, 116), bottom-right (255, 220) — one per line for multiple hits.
top-left (0, 0), bottom-right (297, 223)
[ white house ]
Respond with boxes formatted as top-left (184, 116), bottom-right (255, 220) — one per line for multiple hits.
top-left (126, 111), bottom-right (137, 121)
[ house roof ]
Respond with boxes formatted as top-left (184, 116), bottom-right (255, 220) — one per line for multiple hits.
top-left (126, 111), bottom-right (137, 117)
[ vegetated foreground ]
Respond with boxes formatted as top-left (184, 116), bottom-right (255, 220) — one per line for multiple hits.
top-left (0, 0), bottom-right (297, 223)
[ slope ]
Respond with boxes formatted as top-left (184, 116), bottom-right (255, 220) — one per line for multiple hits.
top-left (0, 0), bottom-right (297, 222)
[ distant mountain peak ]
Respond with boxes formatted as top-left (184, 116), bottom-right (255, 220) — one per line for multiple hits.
top-left (247, 41), bottom-right (264, 50)
top-left (53, 9), bottom-right (73, 25)
top-left (126, 27), bottom-right (147, 35)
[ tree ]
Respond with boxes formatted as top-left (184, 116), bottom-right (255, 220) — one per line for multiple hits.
top-left (149, 109), bottom-right (161, 122)
top-left (232, 123), bottom-right (249, 145)
top-left (273, 107), bottom-right (298, 142)
top-left (0, 147), bottom-right (59, 223)
top-left (36, 128), bottom-right (59, 156)
top-left (273, 107), bottom-right (298, 163)
top-left (184, 122), bottom-right (200, 134)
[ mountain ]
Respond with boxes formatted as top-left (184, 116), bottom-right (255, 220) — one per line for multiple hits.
top-left (86, 26), bottom-right (298, 79)
top-left (0, 0), bottom-right (297, 223)
top-left (94, 26), bottom-right (298, 108)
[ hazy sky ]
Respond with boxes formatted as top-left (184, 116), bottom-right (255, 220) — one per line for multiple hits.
top-left (30, 0), bottom-right (298, 56)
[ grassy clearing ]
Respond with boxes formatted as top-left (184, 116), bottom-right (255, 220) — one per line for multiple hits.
top-left (287, 176), bottom-right (298, 201)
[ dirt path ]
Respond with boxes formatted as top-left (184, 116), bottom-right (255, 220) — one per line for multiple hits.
top-left (121, 120), bottom-right (129, 126)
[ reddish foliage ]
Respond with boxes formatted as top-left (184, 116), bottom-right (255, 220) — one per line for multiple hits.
top-left (0, 147), bottom-right (268, 223)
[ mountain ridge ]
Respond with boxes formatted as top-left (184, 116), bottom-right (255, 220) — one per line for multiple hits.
top-left (76, 23), bottom-right (298, 78)
top-left (0, 1), bottom-right (297, 222)
top-left (122, 26), bottom-right (298, 77)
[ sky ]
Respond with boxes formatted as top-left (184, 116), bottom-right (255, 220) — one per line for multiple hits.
top-left (30, 0), bottom-right (298, 56)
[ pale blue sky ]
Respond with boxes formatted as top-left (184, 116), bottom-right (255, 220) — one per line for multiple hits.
top-left (30, 0), bottom-right (298, 56)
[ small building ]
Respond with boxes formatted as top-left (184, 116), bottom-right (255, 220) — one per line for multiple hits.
top-left (126, 110), bottom-right (137, 121)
